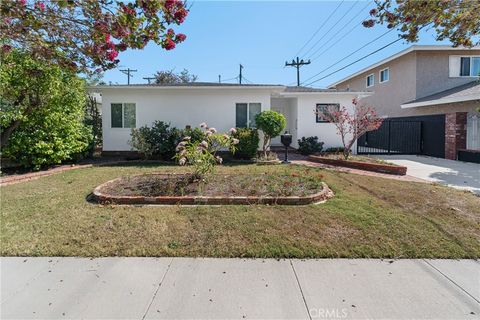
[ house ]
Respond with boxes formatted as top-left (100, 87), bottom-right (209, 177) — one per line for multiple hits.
top-left (91, 83), bottom-right (368, 154)
top-left (329, 45), bottom-right (480, 162)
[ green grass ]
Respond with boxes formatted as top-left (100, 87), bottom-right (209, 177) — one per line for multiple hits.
top-left (1, 163), bottom-right (479, 258)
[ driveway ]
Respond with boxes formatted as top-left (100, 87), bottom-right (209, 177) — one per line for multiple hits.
top-left (1, 257), bottom-right (479, 319)
top-left (376, 155), bottom-right (480, 194)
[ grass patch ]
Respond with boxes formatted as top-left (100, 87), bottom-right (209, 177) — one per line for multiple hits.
top-left (1, 163), bottom-right (479, 258)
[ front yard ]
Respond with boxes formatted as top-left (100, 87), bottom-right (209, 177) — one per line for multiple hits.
top-left (1, 163), bottom-right (479, 258)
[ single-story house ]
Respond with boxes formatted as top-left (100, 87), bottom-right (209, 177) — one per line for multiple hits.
top-left (91, 83), bottom-right (368, 154)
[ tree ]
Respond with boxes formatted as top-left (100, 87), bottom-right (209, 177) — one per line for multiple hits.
top-left (254, 110), bottom-right (286, 158)
top-left (1, 51), bottom-right (92, 168)
top-left (154, 69), bottom-right (198, 84)
top-left (364, 0), bottom-right (480, 47)
top-left (316, 99), bottom-right (383, 160)
top-left (0, 0), bottom-right (189, 74)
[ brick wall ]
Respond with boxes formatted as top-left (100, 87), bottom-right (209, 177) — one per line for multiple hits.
top-left (445, 112), bottom-right (467, 160)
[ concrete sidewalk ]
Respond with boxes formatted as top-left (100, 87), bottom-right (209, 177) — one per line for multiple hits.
top-left (1, 258), bottom-right (479, 319)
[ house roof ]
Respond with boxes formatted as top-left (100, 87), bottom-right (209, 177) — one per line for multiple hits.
top-left (284, 86), bottom-right (352, 93)
top-left (328, 45), bottom-right (480, 88)
top-left (401, 81), bottom-right (480, 109)
top-left (92, 82), bottom-right (284, 89)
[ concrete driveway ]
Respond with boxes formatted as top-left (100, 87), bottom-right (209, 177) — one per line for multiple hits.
top-left (376, 155), bottom-right (480, 194)
top-left (1, 257), bottom-right (479, 319)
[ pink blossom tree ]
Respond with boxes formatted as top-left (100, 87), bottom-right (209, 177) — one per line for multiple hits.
top-left (316, 99), bottom-right (383, 160)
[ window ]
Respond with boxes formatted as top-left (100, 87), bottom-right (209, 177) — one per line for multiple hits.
top-left (451, 56), bottom-right (480, 77)
top-left (111, 103), bottom-right (136, 128)
top-left (380, 68), bottom-right (389, 83)
top-left (316, 103), bottom-right (339, 123)
top-left (236, 103), bottom-right (261, 128)
top-left (366, 74), bottom-right (374, 88)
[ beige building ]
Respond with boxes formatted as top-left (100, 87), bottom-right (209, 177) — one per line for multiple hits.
top-left (329, 45), bottom-right (480, 161)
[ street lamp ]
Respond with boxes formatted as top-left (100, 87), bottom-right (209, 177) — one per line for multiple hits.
top-left (280, 131), bottom-right (292, 163)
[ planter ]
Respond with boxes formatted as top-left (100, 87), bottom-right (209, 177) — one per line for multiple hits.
top-left (307, 155), bottom-right (407, 175)
top-left (92, 173), bottom-right (334, 205)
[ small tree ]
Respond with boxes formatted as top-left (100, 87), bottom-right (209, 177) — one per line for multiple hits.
top-left (255, 110), bottom-right (286, 158)
top-left (316, 99), bottom-right (383, 160)
top-left (154, 69), bottom-right (198, 84)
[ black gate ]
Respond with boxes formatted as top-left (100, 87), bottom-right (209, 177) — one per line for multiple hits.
top-left (357, 120), bottom-right (422, 155)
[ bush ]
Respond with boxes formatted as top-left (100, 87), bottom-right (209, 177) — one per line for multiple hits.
top-left (129, 121), bottom-right (181, 160)
top-left (181, 127), bottom-right (204, 143)
top-left (1, 50), bottom-right (92, 169)
top-left (232, 128), bottom-right (259, 159)
top-left (325, 147), bottom-right (346, 154)
top-left (255, 110), bottom-right (286, 157)
top-left (297, 136), bottom-right (324, 155)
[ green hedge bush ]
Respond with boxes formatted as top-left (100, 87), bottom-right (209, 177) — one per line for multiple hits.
top-left (129, 121), bottom-right (181, 160)
top-left (232, 128), bottom-right (259, 159)
top-left (297, 136), bottom-right (324, 155)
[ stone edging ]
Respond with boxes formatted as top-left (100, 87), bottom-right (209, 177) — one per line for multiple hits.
top-left (92, 173), bottom-right (334, 205)
top-left (307, 155), bottom-right (407, 176)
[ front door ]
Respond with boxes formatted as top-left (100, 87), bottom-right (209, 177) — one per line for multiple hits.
top-left (271, 105), bottom-right (288, 146)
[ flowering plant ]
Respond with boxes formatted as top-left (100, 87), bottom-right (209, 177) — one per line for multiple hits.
top-left (315, 99), bottom-right (383, 160)
top-left (175, 123), bottom-right (239, 179)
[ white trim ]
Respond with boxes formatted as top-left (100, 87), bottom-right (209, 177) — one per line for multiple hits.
top-left (91, 85), bottom-right (285, 90)
top-left (379, 67), bottom-right (389, 83)
top-left (366, 73), bottom-right (375, 88)
top-left (279, 91), bottom-right (369, 97)
top-left (328, 45), bottom-right (480, 88)
top-left (401, 94), bottom-right (480, 108)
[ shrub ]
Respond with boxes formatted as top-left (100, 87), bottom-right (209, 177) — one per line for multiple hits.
top-left (181, 127), bottom-right (204, 143)
top-left (297, 136), bottom-right (324, 155)
top-left (232, 128), bottom-right (259, 159)
top-left (255, 110), bottom-right (286, 158)
top-left (325, 147), bottom-right (346, 154)
top-left (175, 123), bottom-right (239, 180)
top-left (129, 121), bottom-right (181, 160)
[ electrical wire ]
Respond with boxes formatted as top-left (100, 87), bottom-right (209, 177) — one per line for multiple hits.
top-left (293, 0), bottom-right (345, 58)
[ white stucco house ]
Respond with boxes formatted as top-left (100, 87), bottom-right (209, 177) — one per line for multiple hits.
top-left (90, 83), bottom-right (368, 154)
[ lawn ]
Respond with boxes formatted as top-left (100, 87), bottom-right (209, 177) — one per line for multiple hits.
top-left (1, 163), bottom-right (479, 258)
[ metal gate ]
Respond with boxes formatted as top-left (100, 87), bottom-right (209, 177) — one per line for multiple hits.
top-left (357, 120), bottom-right (423, 155)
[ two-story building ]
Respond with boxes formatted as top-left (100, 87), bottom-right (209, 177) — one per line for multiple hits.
top-left (329, 45), bottom-right (480, 162)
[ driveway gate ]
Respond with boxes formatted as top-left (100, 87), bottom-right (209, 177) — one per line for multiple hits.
top-left (357, 120), bottom-right (423, 155)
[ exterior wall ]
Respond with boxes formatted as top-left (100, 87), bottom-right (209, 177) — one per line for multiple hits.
top-left (445, 112), bottom-right (468, 160)
top-left (270, 97), bottom-right (297, 146)
top-left (295, 94), bottom-right (357, 151)
top-left (415, 50), bottom-right (479, 99)
top-left (334, 49), bottom-right (480, 117)
top-left (334, 52), bottom-right (417, 117)
top-left (101, 88), bottom-right (274, 151)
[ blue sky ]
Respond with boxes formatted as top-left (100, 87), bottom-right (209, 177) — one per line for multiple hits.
top-left (103, 0), bottom-right (448, 87)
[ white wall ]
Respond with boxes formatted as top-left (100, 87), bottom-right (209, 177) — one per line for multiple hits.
top-left (100, 88), bottom-right (273, 151)
top-left (295, 94), bottom-right (357, 151)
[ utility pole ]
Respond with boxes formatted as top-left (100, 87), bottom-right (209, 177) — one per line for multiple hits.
top-left (143, 76), bottom-right (156, 84)
top-left (285, 57), bottom-right (311, 86)
top-left (218, 75), bottom-right (221, 83)
top-left (120, 68), bottom-right (137, 85)
top-left (239, 64), bottom-right (243, 84)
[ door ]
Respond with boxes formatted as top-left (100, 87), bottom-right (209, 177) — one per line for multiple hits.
top-left (270, 105), bottom-right (288, 146)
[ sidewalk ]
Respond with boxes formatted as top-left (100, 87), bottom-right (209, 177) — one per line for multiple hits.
top-left (1, 258), bottom-right (479, 319)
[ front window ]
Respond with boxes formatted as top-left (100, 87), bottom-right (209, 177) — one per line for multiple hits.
top-left (380, 68), bottom-right (389, 83)
top-left (366, 74), bottom-right (374, 88)
top-left (316, 103), bottom-right (339, 123)
top-left (111, 103), bottom-right (136, 128)
top-left (236, 103), bottom-right (261, 128)
top-left (459, 56), bottom-right (480, 77)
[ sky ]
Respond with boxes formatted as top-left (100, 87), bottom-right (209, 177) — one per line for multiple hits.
top-left (103, 0), bottom-right (450, 88)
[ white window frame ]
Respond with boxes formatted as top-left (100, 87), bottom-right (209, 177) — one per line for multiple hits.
top-left (379, 67), bottom-right (389, 83)
top-left (458, 55), bottom-right (480, 78)
top-left (111, 102), bottom-right (136, 128)
top-left (235, 102), bottom-right (261, 128)
top-left (366, 74), bottom-right (375, 88)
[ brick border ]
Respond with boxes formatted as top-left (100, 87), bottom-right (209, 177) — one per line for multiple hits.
top-left (307, 155), bottom-right (407, 176)
top-left (92, 173), bottom-right (334, 205)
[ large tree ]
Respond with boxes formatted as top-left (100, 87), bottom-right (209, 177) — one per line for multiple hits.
top-left (1, 50), bottom-right (92, 168)
top-left (0, 0), bottom-right (189, 73)
top-left (364, 0), bottom-right (480, 47)
top-left (154, 68), bottom-right (197, 84)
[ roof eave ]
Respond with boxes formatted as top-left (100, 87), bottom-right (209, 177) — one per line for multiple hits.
top-left (401, 95), bottom-right (480, 108)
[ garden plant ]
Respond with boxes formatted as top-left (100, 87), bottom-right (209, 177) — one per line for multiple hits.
top-left (297, 136), bottom-right (324, 155)
top-left (254, 110), bottom-right (286, 158)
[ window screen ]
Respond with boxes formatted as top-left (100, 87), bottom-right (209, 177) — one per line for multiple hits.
top-left (123, 103), bottom-right (136, 128)
top-left (248, 103), bottom-right (261, 128)
top-left (111, 103), bottom-right (123, 128)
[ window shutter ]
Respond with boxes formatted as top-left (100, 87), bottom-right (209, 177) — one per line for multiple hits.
top-left (449, 56), bottom-right (460, 77)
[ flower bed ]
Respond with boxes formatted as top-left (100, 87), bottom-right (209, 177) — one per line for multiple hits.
top-left (92, 173), bottom-right (333, 205)
top-left (307, 155), bottom-right (407, 175)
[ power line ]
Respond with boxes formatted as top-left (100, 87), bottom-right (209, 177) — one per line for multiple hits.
top-left (301, 28), bottom-right (396, 85)
top-left (120, 68), bottom-right (137, 85)
top-left (303, 37), bottom-right (403, 87)
top-left (308, 1), bottom-right (373, 61)
top-left (302, 0), bottom-right (359, 60)
top-left (293, 0), bottom-right (345, 58)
